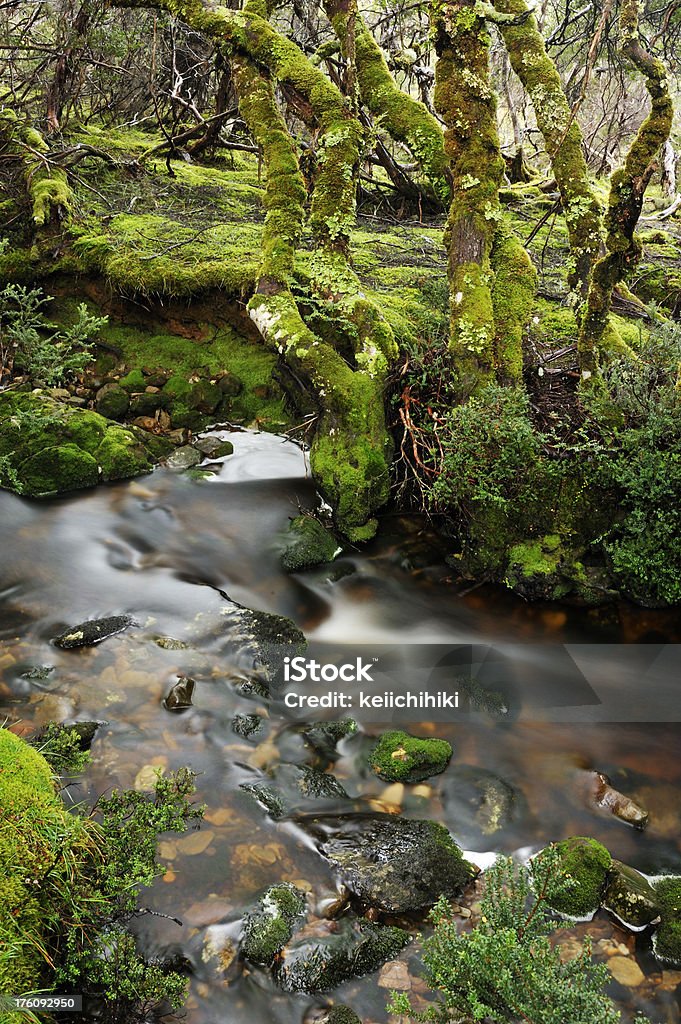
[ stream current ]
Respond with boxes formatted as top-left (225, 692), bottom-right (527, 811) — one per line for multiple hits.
top-left (1, 429), bottom-right (680, 1023)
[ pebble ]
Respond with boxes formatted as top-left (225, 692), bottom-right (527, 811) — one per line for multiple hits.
top-left (377, 960), bottom-right (411, 990)
top-left (134, 762), bottom-right (166, 791)
top-left (175, 829), bottom-right (215, 855)
top-left (381, 783), bottom-right (405, 805)
top-left (607, 956), bottom-right (645, 987)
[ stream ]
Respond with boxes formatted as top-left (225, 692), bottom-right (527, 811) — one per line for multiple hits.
top-left (1, 429), bottom-right (680, 1024)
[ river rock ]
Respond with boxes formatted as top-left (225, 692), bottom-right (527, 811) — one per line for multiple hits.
top-left (229, 604), bottom-right (307, 679)
top-left (217, 371), bottom-right (243, 397)
top-left (369, 729), bottom-right (452, 783)
top-left (318, 1007), bottom-right (362, 1024)
top-left (314, 815), bottom-right (477, 914)
top-left (95, 383), bottom-right (129, 421)
top-left (441, 765), bottom-right (522, 842)
top-left (53, 615), bottom-right (134, 648)
top-left (607, 955), bottom-right (645, 987)
top-left (241, 763), bottom-right (349, 819)
top-left (281, 515), bottom-right (339, 573)
top-left (163, 676), bottom-right (195, 711)
top-left (275, 917), bottom-right (410, 993)
top-left (232, 713), bottom-right (263, 739)
top-left (167, 445), bottom-right (202, 470)
top-left (603, 860), bottom-right (661, 928)
top-left (589, 771), bottom-right (649, 829)
top-left (241, 882), bottom-right (306, 966)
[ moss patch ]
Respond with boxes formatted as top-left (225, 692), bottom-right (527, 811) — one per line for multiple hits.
top-left (369, 730), bottom-right (453, 783)
top-left (538, 837), bottom-right (612, 918)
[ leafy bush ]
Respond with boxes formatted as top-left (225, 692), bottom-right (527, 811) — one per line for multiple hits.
top-left (586, 324), bottom-right (681, 606)
top-left (0, 284), bottom-right (107, 385)
top-left (389, 847), bottom-right (644, 1024)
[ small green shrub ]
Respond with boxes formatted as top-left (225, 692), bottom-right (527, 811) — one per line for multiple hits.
top-left (0, 284), bottom-right (107, 385)
top-left (389, 846), bottom-right (643, 1024)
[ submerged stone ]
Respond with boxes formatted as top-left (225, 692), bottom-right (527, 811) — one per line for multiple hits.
top-left (53, 615), bottom-right (134, 649)
top-left (441, 765), bottom-right (522, 842)
top-left (304, 719), bottom-right (358, 760)
top-left (281, 515), bottom-right (339, 573)
top-left (316, 815), bottom-right (476, 913)
top-left (275, 918), bottom-right (410, 993)
top-left (369, 730), bottom-right (452, 783)
top-left (241, 763), bottom-right (348, 820)
top-left (241, 882), bottom-right (306, 966)
top-left (232, 713), bottom-right (263, 739)
top-left (589, 771), bottom-right (649, 829)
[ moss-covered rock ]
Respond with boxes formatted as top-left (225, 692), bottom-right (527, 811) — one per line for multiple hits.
top-left (317, 815), bottom-right (476, 914)
top-left (504, 534), bottom-right (588, 601)
top-left (0, 392), bottom-right (160, 496)
top-left (537, 837), bottom-right (612, 918)
top-left (275, 918), bottom-right (410, 993)
top-left (603, 861), bottom-right (661, 929)
top-left (241, 883), bottom-right (306, 966)
top-left (0, 729), bottom-right (86, 997)
top-left (654, 918), bottom-right (681, 965)
top-left (369, 730), bottom-right (452, 783)
top-left (319, 1006), bottom-right (362, 1024)
top-left (281, 515), bottom-right (339, 573)
top-left (95, 383), bottom-right (130, 420)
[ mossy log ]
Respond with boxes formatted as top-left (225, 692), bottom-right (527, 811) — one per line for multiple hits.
top-left (0, 110), bottom-right (72, 228)
top-left (578, 0), bottom-right (673, 371)
top-left (492, 0), bottom-right (602, 301)
top-left (323, 0), bottom-right (452, 202)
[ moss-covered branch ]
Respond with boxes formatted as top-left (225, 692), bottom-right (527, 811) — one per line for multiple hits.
top-left (578, 0), bottom-right (673, 371)
top-left (431, 0), bottom-right (507, 392)
top-left (323, 0), bottom-right (452, 202)
top-left (0, 110), bottom-right (72, 229)
top-left (492, 0), bottom-right (602, 299)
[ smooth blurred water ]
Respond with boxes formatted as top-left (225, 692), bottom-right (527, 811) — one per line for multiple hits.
top-left (1, 429), bottom-right (679, 1024)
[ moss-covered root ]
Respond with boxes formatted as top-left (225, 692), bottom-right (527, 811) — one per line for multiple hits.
top-left (323, 0), bottom-right (451, 202)
top-left (493, 0), bottom-right (602, 299)
top-left (578, 0), bottom-right (673, 373)
top-left (431, 0), bottom-right (506, 393)
top-left (0, 110), bottom-right (72, 229)
top-left (491, 226), bottom-right (537, 383)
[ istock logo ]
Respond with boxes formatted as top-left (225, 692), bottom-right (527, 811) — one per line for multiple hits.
top-left (283, 656), bottom-right (376, 683)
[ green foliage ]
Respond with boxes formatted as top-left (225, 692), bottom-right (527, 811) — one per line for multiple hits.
top-left (586, 322), bottom-right (681, 606)
top-left (0, 285), bottom-right (107, 385)
top-left (389, 847), bottom-right (638, 1024)
top-left (32, 724), bottom-right (90, 775)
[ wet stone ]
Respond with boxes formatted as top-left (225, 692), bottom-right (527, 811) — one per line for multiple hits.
top-left (441, 765), bottom-right (522, 842)
top-left (241, 882), bottom-right (306, 966)
top-left (167, 445), bottom-right (202, 470)
top-left (315, 815), bottom-right (476, 914)
top-left (275, 918), bottom-right (411, 993)
top-left (155, 636), bottom-right (191, 651)
top-left (603, 860), bottom-right (661, 929)
top-left (318, 1006), bottom-right (362, 1024)
top-left (241, 764), bottom-right (349, 820)
top-left (163, 676), bottom-right (195, 711)
top-left (53, 615), bottom-right (134, 649)
top-left (232, 713), bottom-right (263, 739)
top-left (20, 665), bottom-right (54, 681)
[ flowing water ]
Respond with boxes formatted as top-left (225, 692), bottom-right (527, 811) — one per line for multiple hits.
top-left (1, 430), bottom-right (680, 1024)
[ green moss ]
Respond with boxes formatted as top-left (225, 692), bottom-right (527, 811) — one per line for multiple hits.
top-left (96, 427), bottom-right (153, 481)
top-left (491, 226), bottom-right (538, 383)
top-left (655, 919), bottom-right (681, 965)
top-left (119, 369), bottom-right (147, 393)
top-left (538, 837), bottom-right (612, 917)
top-left (241, 883), bottom-right (306, 965)
top-left (653, 876), bottom-right (681, 914)
top-left (0, 729), bottom-right (82, 996)
top-left (281, 515), bottom-right (339, 572)
top-left (369, 730), bottom-right (453, 783)
top-left (18, 444), bottom-right (100, 497)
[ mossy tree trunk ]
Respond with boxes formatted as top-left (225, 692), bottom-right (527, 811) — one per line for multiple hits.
top-left (323, 0), bottom-right (452, 202)
top-left (578, 0), bottom-right (673, 371)
top-left (492, 0), bottom-right (602, 304)
top-left (431, 0), bottom-right (510, 394)
top-left (116, 0), bottom-right (395, 539)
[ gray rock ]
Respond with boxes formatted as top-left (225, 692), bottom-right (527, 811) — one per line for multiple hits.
top-left (231, 713), bottom-right (263, 739)
top-left (167, 445), bottom-right (202, 470)
top-left (275, 918), bottom-right (410, 993)
top-left (315, 815), bottom-right (477, 914)
top-left (53, 615), bottom-right (134, 649)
